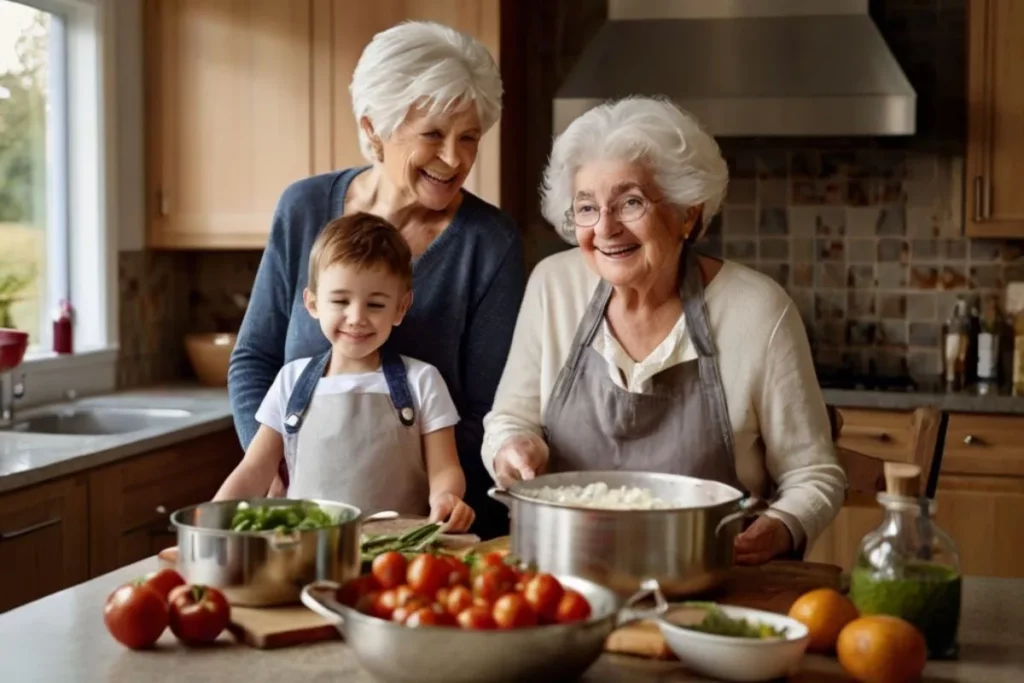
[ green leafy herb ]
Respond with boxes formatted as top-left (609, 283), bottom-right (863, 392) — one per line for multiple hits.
top-left (678, 602), bottom-right (787, 639)
top-left (229, 501), bottom-right (337, 532)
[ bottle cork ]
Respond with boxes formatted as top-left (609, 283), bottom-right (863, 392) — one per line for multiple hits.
top-left (884, 462), bottom-right (922, 498)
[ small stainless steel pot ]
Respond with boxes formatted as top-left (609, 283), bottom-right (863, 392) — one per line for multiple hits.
top-left (171, 497), bottom-right (396, 607)
top-left (301, 575), bottom-right (667, 683)
top-left (488, 471), bottom-right (763, 598)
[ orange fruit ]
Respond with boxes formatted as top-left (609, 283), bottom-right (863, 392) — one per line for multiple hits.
top-left (837, 615), bottom-right (927, 683)
top-left (787, 588), bottom-right (859, 653)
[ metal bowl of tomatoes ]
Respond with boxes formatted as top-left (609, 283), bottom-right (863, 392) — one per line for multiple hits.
top-left (300, 551), bottom-right (667, 683)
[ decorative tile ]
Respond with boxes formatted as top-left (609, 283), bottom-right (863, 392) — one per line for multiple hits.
top-left (725, 151), bottom-right (757, 178)
top-left (701, 237), bottom-right (722, 258)
top-left (941, 239), bottom-right (967, 260)
top-left (790, 289), bottom-right (814, 323)
top-left (847, 320), bottom-right (877, 346)
top-left (757, 151), bottom-right (788, 178)
top-left (792, 238), bottom-right (814, 262)
top-left (792, 264), bottom-right (814, 287)
top-left (724, 207), bottom-right (757, 236)
top-left (760, 238), bottom-right (790, 261)
top-left (817, 239), bottom-right (844, 262)
top-left (908, 349), bottom-right (941, 379)
top-left (906, 293), bottom-right (937, 321)
top-left (905, 207), bottom-right (938, 237)
top-left (847, 238), bottom-right (877, 264)
top-left (724, 239), bottom-right (756, 260)
top-left (877, 238), bottom-right (908, 263)
top-left (727, 178), bottom-right (756, 205)
top-left (815, 291), bottom-right (846, 321)
top-left (910, 267), bottom-right (939, 289)
top-left (848, 290), bottom-right (876, 317)
top-left (847, 207), bottom-right (881, 236)
top-left (759, 209), bottom-right (788, 235)
top-left (817, 263), bottom-right (846, 289)
top-left (970, 265), bottom-right (1003, 290)
top-left (788, 208), bottom-right (818, 237)
top-left (910, 239), bottom-right (938, 262)
top-left (877, 264), bottom-right (908, 288)
top-left (969, 240), bottom-right (1002, 261)
top-left (1005, 264), bottom-right (1024, 283)
top-left (758, 263), bottom-right (790, 287)
top-left (878, 321), bottom-right (908, 346)
top-left (878, 294), bottom-right (907, 319)
top-left (758, 179), bottom-right (788, 207)
top-left (816, 207), bottom-right (846, 236)
top-left (938, 266), bottom-right (968, 290)
top-left (848, 265), bottom-right (876, 288)
top-left (877, 206), bottom-right (906, 235)
top-left (909, 322), bottom-right (941, 348)
top-left (791, 179), bottom-right (824, 205)
top-left (999, 241), bottom-right (1024, 262)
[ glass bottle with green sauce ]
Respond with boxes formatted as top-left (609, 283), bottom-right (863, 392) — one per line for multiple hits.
top-left (848, 462), bottom-right (962, 660)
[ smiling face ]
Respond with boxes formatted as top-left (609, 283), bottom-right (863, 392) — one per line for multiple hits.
top-left (304, 262), bottom-right (412, 363)
top-left (367, 102), bottom-right (482, 211)
top-left (572, 159), bottom-right (696, 290)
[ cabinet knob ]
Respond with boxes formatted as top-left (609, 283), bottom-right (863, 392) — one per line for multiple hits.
top-left (963, 435), bottom-right (977, 445)
top-left (156, 505), bottom-right (167, 515)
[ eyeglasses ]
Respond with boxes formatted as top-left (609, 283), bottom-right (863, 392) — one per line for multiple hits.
top-left (564, 195), bottom-right (662, 229)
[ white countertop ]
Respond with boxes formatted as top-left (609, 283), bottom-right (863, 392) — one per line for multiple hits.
top-left (0, 384), bottom-right (234, 494)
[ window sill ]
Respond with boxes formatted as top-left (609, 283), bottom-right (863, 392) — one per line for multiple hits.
top-left (20, 346), bottom-right (120, 373)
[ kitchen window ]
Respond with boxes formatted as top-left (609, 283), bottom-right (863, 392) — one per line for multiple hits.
top-left (0, 0), bottom-right (117, 372)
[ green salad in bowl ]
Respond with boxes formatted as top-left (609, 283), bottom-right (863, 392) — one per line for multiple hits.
top-left (229, 500), bottom-right (337, 532)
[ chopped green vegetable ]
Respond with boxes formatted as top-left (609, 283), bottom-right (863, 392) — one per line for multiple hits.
top-left (359, 522), bottom-right (443, 563)
top-left (229, 501), bottom-right (337, 532)
top-left (677, 602), bottom-right (787, 639)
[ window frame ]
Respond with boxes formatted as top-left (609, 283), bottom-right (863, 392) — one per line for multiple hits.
top-left (9, 0), bottom-right (119, 376)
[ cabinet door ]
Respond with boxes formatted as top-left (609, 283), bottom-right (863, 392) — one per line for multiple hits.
top-left (0, 477), bottom-right (89, 613)
top-left (934, 475), bottom-right (1024, 579)
top-left (965, 0), bottom-right (1024, 237)
top-left (324, 0), bottom-right (501, 205)
top-left (146, 0), bottom-right (317, 248)
top-left (88, 429), bottom-right (242, 575)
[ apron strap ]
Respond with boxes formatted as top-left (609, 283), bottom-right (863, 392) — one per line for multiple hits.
top-left (549, 279), bottom-right (613, 405)
top-left (679, 247), bottom-right (741, 488)
top-left (283, 349), bottom-right (332, 435)
top-left (380, 347), bottom-right (417, 426)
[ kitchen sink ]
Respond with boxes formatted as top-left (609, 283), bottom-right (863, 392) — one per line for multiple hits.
top-left (5, 406), bottom-right (194, 435)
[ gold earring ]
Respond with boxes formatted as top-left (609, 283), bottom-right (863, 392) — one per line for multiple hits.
top-left (372, 140), bottom-right (383, 162)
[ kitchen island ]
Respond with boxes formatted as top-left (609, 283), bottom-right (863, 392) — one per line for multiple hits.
top-left (1, 557), bottom-right (1022, 682)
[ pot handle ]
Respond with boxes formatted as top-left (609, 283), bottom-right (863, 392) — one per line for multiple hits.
top-left (615, 578), bottom-right (669, 628)
top-left (362, 510), bottom-right (400, 523)
top-left (300, 580), bottom-right (344, 625)
top-left (714, 497), bottom-right (770, 536)
top-left (487, 487), bottom-right (514, 508)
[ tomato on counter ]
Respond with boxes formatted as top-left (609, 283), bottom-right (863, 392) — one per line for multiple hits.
top-left (337, 552), bottom-right (592, 631)
top-left (142, 568), bottom-right (186, 603)
top-left (167, 584), bottom-right (231, 645)
top-left (103, 582), bottom-right (169, 649)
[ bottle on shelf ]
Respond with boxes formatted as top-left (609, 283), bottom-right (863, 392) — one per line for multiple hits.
top-left (976, 294), bottom-right (1003, 388)
top-left (848, 462), bottom-right (962, 660)
top-left (941, 297), bottom-right (971, 389)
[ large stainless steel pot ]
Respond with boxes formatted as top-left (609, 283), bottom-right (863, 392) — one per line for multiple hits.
top-left (488, 471), bottom-right (761, 598)
top-left (301, 575), bottom-right (667, 683)
top-left (170, 498), bottom-right (396, 607)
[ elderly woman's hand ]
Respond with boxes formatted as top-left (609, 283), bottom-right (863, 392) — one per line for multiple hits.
top-left (734, 516), bottom-right (794, 565)
top-left (493, 434), bottom-right (550, 488)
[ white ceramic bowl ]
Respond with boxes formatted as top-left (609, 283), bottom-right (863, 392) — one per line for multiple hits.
top-left (656, 604), bottom-right (811, 682)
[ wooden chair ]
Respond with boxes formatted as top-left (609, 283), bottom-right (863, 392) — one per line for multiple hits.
top-left (827, 405), bottom-right (948, 502)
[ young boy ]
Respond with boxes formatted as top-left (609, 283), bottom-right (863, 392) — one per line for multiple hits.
top-left (214, 212), bottom-right (474, 532)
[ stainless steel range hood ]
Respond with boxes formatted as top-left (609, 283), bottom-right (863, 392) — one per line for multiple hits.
top-left (553, 0), bottom-right (917, 137)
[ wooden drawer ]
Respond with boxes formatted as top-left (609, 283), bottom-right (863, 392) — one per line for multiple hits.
top-left (941, 413), bottom-right (1024, 477)
top-left (88, 428), bottom-right (242, 575)
top-left (0, 476), bottom-right (89, 613)
top-left (834, 408), bottom-right (916, 463)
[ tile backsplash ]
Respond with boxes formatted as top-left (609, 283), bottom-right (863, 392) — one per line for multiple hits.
top-left (702, 147), bottom-right (1023, 379)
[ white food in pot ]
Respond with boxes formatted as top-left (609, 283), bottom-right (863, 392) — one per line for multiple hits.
top-left (520, 482), bottom-right (672, 509)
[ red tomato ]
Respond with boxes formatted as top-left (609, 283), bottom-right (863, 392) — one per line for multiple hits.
top-left (142, 568), bottom-right (185, 603)
top-left (392, 598), bottom-right (428, 624)
top-left (371, 552), bottom-right (408, 590)
top-left (472, 566), bottom-right (515, 603)
top-left (445, 585), bottom-right (474, 617)
top-left (336, 575), bottom-right (380, 608)
top-left (405, 606), bottom-right (440, 627)
top-left (435, 587), bottom-right (451, 606)
top-left (371, 590), bottom-right (398, 620)
top-left (522, 574), bottom-right (565, 623)
top-left (441, 555), bottom-right (471, 587)
top-left (428, 602), bottom-right (457, 626)
top-left (407, 554), bottom-right (448, 597)
top-left (479, 551), bottom-right (508, 571)
top-left (555, 589), bottom-right (592, 624)
top-left (457, 605), bottom-right (497, 630)
top-left (167, 584), bottom-right (231, 645)
top-left (514, 571), bottom-right (537, 593)
top-left (355, 591), bottom-right (380, 616)
top-left (393, 584), bottom-right (418, 607)
top-left (492, 593), bottom-right (538, 629)
top-left (103, 582), bottom-right (169, 650)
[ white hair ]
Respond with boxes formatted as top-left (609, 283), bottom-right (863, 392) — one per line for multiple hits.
top-left (350, 21), bottom-right (503, 162)
top-left (540, 96), bottom-right (729, 243)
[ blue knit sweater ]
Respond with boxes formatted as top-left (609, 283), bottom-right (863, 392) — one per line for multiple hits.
top-left (228, 167), bottom-right (526, 537)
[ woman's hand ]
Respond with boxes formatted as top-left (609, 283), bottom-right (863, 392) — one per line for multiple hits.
top-left (493, 434), bottom-right (550, 488)
top-left (734, 515), bottom-right (793, 565)
top-left (429, 493), bottom-right (475, 533)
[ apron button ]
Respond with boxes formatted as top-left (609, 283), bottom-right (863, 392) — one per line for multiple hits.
top-left (285, 414), bottom-right (300, 428)
top-left (401, 407), bottom-right (414, 422)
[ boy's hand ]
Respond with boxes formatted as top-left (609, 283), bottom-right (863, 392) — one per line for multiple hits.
top-left (429, 493), bottom-right (475, 533)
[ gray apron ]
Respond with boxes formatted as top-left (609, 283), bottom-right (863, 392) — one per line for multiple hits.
top-left (279, 348), bottom-right (430, 516)
top-left (543, 248), bottom-right (744, 491)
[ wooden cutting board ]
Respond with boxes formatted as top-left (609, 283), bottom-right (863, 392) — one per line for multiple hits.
top-left (459, 536), bottom-right (843, 660)
top-left (157, 516), bottom-right (479, 649)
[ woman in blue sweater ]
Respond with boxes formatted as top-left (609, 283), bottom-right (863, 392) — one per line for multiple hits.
top-left (228, 20), bottom-right (525, 539)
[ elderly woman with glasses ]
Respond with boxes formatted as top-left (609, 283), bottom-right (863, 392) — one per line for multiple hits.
top-left (230, 21), bottom-right (524, 539)
top-left (481, 97), bottom-right (846, 564)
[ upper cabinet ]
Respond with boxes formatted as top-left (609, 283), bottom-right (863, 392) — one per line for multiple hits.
top-left (965, 0), bottom-right (1024, 237)
top-left (145, 0), bottom-right (500, 250)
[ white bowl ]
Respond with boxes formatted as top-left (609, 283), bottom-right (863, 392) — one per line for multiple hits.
top-left (656, 604), bottom-right (811, 682)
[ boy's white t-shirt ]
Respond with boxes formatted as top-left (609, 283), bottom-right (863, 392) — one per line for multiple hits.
top-left (256, 355), bottom-right (460, 436)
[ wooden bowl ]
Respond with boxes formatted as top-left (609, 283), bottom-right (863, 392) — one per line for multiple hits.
top-left (184, 332), bottom-right (236, 386)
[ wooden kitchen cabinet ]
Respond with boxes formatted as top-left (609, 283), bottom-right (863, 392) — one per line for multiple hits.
top-left (88, 428), bottom-right (241, 576)
top-left (145, 0), bottom-right (501, 250)
top-left (0, 476), bottom-right (89, 614)
top-left (965, 0), bottom-right (1024, 237)
top-left (808, 408), bottom-right (1024, 579)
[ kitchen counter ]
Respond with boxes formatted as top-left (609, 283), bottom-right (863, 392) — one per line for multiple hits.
top-left (1, 557), bottom-right (1021, 683)
top-left (0, 384), bottom-right (233, 494)
top-left (822, 384), bottom-right (1024, 415)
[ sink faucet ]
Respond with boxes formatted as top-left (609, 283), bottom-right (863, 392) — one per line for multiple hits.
top-left (0, 370), bottom-right (25, 426)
